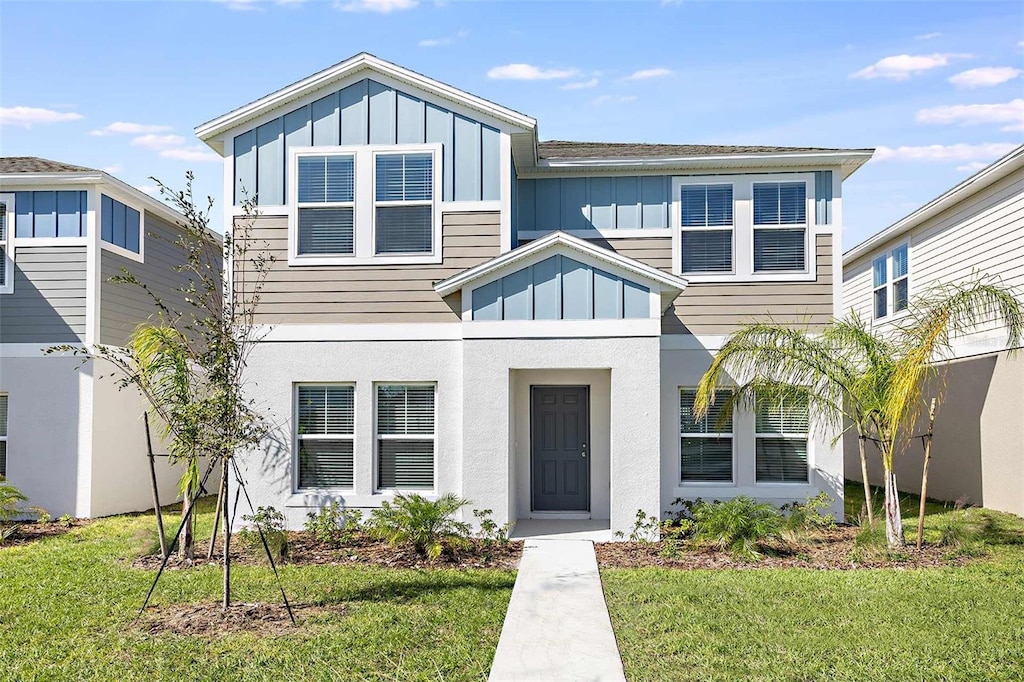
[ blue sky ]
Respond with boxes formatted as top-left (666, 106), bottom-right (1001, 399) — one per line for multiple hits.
top-left (2, 0), bottom-right (1022, 247)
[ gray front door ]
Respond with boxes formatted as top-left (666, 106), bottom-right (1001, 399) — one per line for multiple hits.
top-left (531, 386), bottom-right (590, 512)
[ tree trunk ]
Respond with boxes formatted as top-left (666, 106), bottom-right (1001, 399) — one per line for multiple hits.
top-left (856, 423), bottom-right (874, 526)
top-left (883, 466), bottom-right (905, 548)
top-left (144, 413), bottom-right (168, 559)
top-left (180, 479), bottom-right (194, 561)
top-left (917, 398), bottom-right (937, 550)
top-left (222, 457), bottom-right (231, 611)
top-left (208, 471), bottom-right (225, 560)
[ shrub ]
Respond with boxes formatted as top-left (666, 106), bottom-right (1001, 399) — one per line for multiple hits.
top-left (935, 511), bottom-right (969, 548)
top-left (658, 518), bottom-right (695, 558)
top-left (239, 505), bottom-right (288, 562)
top-left (692, 496), bottom-right (783, 560)
top-left (472, 509), bottom-right (510, 547)
top-left (304, 502), bottom-right (362, 547)
top-left (57, 514), bottom-right (74, 528)
top-left (1, 480), bottom-right (35, 544)
top-left (368, 493), bottom-right (471, 559)
top-left (36, 510), bottom-right (52, 525)
top-left (781, 493), bottom-right (836, 532)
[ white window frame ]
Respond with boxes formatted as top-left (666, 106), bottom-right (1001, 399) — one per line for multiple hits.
top-left (754, 398), bottom-right (811, 485)
top-left (0, 393), bottom-right (7, 478)
top-left (679, 387), bottom-right (735, 485)
top-left (873, 242), bottom-right (911, 323)
top-left (288, 143), bottom-right (443, 266)
top-left (891, 242), bottom-right (910, 316)
top-left (872, 253), bottom-right (888, 320)
top-left (293, 383), bottom-right (356, 492)
top-left (676, 181), bottom-right (736, 277)
top-left (672, 172), bottom-right (816, 283)
top-left (0, 193), bottom-right (15, 294)
top-left (374, 381), bottom-right (437, 493)
top-left (293, 153), bottom-right (357, 259)
top-left (98, 189), bottom-right (145, 263)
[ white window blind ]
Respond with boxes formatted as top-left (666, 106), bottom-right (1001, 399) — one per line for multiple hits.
top-left (753, 182), bottom-right (806, 272)
top-left (375, 153), bottom-right (433, 255)
top-left (377, 384), bottom-right (435, 489)
top-left (679, 389), bottom-right (733, 483)
top-left (296, 155), bottom-right (355, 256)
top-left (296, 385), bottom-right (354, 489)
top-left (873, 254), bottom-right (888, 319)
top-left (680, 184), bottom-right (733, 273)
top-left (755, 395), bottom-right (809, 483)
top-left (892, 244), bottom-right (909, 313)
top-left (0, 200), bottom-right (8, 291)
top-left (0, 394), bottom-right (8, 477)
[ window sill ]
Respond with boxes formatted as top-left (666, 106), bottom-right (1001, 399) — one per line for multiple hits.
top-left (287, 253), bottom-right (443, 267)
top-left (678, 271), bottom-right (817, 284)
top-left (100, 240), bottom-right (144, 263)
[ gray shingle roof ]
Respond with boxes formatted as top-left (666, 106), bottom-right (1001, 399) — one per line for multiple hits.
top-left (537, 141), bottom-right (872, 160)
top-left (0, 157), bottom-right (97, 174)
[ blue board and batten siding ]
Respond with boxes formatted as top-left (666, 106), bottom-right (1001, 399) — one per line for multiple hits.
top-left (472, 254), bottom-right (649, 321)
top-left (234, 78), bottom-right (501, 206)
top-left (515, 170), bottom-right (834, 234)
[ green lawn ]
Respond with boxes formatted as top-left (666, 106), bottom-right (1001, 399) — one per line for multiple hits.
top-left (0, 501), bottom-right (515, 681)
top-left (603, 484), bottom-right (1024, 681)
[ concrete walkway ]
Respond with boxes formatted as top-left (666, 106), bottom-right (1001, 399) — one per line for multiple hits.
top-left (488, 539), bottom-right (627, 682)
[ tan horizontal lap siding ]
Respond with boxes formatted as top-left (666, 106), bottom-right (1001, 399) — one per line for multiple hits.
top-left (599, 234), bottom-right (834, 335)
top-left (237, 211), bottom-right (500, 324)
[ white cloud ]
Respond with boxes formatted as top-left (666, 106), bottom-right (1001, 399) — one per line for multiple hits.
top-left (948, 66), bottom-right (1022, 89)
top-left (418, 30), bottom-right (467, 47)
top-left (136, 184), bottom-right (162, 197)
top-left (560, 78), bottom-right (599, 90)
top-left (915, 32), bottom-right (941, 40)
top-left (159, 146), bottom-right (221, 163)
top-left (487, 63), bottom-right (579, 80)
top-left (0, 106), bottom-right (83, 128)
top-left (101, 164), bottom-right (123, 174)
top-left (213, 0), bottom-right (305, 10)
top-left (916, 98), bottom-right (1024, 131)
top-left (591, 95), bottom-right (637, 106)
top-left (873, 142), bottom-right (1018, 163)
top-left (91, 121), bottom-right (173, 136)
top-left (623, 67), bottom-right (672, 81)
top-left (132, 133), bottom-right (186, 150)
top-left (850, 53), bottom-right (971, 80)
top-left (336, 0), bottom-right (417, 13)
top-left (956, 161), bottom-right (989, 172)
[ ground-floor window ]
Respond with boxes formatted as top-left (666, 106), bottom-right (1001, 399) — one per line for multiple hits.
top-left (755, 395), bottom-right (809, 483)
top-left (0, 394), bottom-right (7, 477)
top-left (679, 388), bottom-right (733, 483)
top-left (376, 384), bottom-right (436, 490)
top-left (295, 384), bottom-right (354, 489)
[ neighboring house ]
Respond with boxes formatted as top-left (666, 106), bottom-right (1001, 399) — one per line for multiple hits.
top-left (195, 53), bottom-right (873, 534)
top-left (0, 157), bottom-right (194, 518)
top-left (842, 145), bottom-right (1024, 517)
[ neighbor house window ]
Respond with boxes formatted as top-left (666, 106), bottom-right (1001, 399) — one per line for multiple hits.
top-left (0, 196), bottom-right (11, 294)
top-left (755, 395), bottom-right (810, 483)
top-left (376, 384), bottom-right (435, 490)
top-left (296, 154), bottom-right (355, 256)
top-left (101, 194), bottom-right (141, 253)
top-left (0, 394), bottom-right (8, 477)
top-left (296, 384), bottom-right (354, 489)
top-left (892, 244), bottom-right (909, 313)
top-left (679, 183), bottom-right (733, 273)
top-left (873, 254), bottom-right (888, 319)
top-left (374, 152), bottom-right (433, 255)
top-left (679, 388), bottom-right (733, 483)
top-left (753, 181), bottom-right (807, 272)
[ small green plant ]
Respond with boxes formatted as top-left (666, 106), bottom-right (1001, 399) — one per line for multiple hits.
top-left (692, 497), bottom-right (783, 560)
top-left (472, 509), bottom-right (511, 546)
top-left (627, 509), bottom-right (662, 543)
top-left (781, 493), bottom-right (836, 532)
top-left (36, 510), bottom-right (52, 525)
top-left (368, 493), bottom-right (471, 559)
top-left (304, 502), bottom-right (362, 547)
top-left (239, 506), bottom-right (288, 562)
top-left (935, 511), bottom-right (970, 548)
top-left (57, 514), bottom-right (74, 528)
top-left (658, 518), bottom-right (695, 558)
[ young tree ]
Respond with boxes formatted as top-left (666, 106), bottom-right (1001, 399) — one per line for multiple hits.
top-left (695, 278), bottom-right (1022, 549)
top-left (51, 173), bottom-right (274, 608)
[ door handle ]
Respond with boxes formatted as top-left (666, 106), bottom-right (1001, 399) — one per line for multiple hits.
top-left (581, 443), bottom-right (587, 458)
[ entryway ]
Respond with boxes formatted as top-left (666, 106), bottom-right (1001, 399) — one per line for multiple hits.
top-left (531, 385), bottom-right (590, 512)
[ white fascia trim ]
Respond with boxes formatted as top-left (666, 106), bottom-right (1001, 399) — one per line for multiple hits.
top-left (195, 52), bottom-right (537, 147)
top-left (433, 230), bottom-right (688, 298)
top-left (257, 323), bottom-right (463, 342)
top-left (463, 318), bottom-right (660, 339)
top-left (517, 228), bottom-right (673, 240)
top-left (844, 144), bottom-right (1023, 265)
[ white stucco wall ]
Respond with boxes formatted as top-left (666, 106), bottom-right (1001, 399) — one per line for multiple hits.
top-left (237, 340), bottom-right (464, 529)
top-left (0, 355), bottom-right (88, 517)
top-left (661, 346), bottom-right (845, 521)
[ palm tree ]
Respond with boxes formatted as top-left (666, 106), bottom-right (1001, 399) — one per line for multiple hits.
top-left (695, 278), bottom-right (1022, 549)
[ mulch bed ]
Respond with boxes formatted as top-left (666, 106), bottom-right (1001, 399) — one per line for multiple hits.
top-left (138, 601), bottom-right (345, 637)
top-left (1, 519), bottom-right (90, 548)
top-left (131, 531), bottom-right (522, 570)
top-left (596, 525), bottom-right (971, 570)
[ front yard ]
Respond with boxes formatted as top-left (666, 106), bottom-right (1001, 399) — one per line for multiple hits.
top-left (0, 501), bottom-right (515, 681)
top-left (601, 485), bottom-right (1024, 681)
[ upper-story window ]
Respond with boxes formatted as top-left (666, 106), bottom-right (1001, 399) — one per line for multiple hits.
top-left (680, 183), bottom-right (733, 274)
top-left (752, 181), bottom-right (807, 272)
top-left (101, 194), bottom-right (142, 254)
top-left (289, 144), bottom-right (441, 266)
top-left (0, 196), bottom-right (11, 294)
top-left (873, 243), bottom-right (909, 320)
top-left (13, 191), bottom-right (89, 239)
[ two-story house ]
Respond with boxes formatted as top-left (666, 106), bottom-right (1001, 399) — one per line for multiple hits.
top-left (196, 54), bottom-right (873, 534)
top-left (843, 145), bottom-right (1023, 517)
top-left (0, 158), bottom-right (195, 518)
